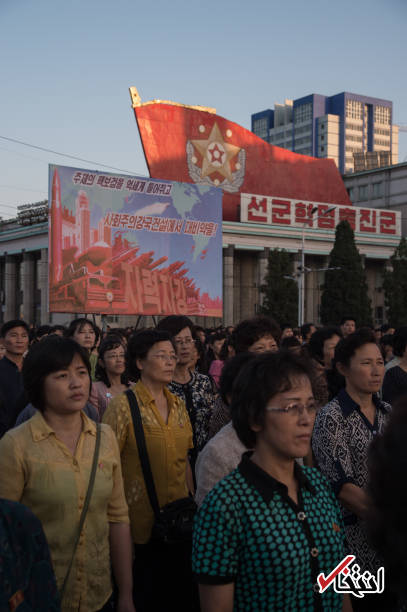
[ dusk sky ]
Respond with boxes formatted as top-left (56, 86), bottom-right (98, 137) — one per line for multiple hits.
top-left (1, 0), bottom-right (406, 219)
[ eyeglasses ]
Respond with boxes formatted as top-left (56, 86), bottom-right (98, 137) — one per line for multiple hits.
top-left (150, 353), bottom-right (178, 363)
top-left (266, 401), bottom-right (317, 417)
top-left (173, 338), bottom-right (193, 346)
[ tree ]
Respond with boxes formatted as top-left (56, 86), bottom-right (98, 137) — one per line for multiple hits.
top-left (383, 237), bottom-right (407, 327)
top-left (260, 249), bottom-right (298, 325)
top-left (320, 220), bottom-right (372, 326)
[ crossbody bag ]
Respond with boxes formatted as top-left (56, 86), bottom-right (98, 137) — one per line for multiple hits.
top-left (125, 389), bottom-right (196, 545)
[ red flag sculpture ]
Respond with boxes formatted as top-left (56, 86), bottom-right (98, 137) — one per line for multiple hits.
top-left (130, 87), bottom-right (351, 221)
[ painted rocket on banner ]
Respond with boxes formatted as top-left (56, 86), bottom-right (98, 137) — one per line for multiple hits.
top-left (129, 86), bottom-right (351, 222)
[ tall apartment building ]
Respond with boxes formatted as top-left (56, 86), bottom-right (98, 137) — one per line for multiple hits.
top-left (252, 92), bottom-right (398, 174)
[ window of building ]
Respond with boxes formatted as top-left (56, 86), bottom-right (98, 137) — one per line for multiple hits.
top-left (359, 185), bottom-right (368, 200)
top-left (372, 182), bottom-right (383, 198)
top-left (346, 121), bottom-right (362, 130)
top-left (374, 105), bottom-right (391, 125)
top-left (253, 118), bottom-right (268, 137)
top-left (347, 187), bottom-right (354, 200)
top-left (294, 103), bottom-right (312, 124)
top-left (346, 100), bottom-right (363, 120)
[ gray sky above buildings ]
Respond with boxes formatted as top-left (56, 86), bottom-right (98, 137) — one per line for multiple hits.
top-left (0, 0), bottom-right (406, 218)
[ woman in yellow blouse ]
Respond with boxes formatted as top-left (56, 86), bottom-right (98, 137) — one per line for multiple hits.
top-left (103, 329), bottom-right (196, 612)
top-left (0, 336), bottom-right (135, 612)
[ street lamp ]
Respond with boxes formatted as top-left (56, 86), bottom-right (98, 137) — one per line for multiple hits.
top-left (298, 206), bottom-right (336, 327)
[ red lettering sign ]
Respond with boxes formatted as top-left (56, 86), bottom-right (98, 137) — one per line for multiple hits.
top-left (317, 205), bottom-right (336, 229)
top-left (271, 199), bottom-right (291, 225)
top-left (247, 196), bottom-right (268, 223)
top-left (295, 202), bottom-right (315, 227)
top-left (338, 208), bottom-right (356, 230)
top-left (359, 209), bottom-right (377, 233)
top-left (379, 211), bottom-right (397, 235)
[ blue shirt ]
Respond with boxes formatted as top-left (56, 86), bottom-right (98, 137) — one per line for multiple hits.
top-left (0, 498), bottom-right (60, 611)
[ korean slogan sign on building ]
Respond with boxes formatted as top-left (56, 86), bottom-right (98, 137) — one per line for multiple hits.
top-left (48, 165), bottom-right (223, 317)
top-left (241, 193), bottom-right (401, 236)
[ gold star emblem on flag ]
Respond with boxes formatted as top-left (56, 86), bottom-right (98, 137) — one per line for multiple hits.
top-left (191, 123), bottom-right (241, 182)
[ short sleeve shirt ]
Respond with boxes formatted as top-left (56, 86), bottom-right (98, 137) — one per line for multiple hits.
top-left (312, 389), bottom-right (391, 573)
top-left (0, 411), bottom-right (129, 612)
top-left (193, 452), bottom-right (346, 612)
top-left (103, 381), bottom-right (193, 544)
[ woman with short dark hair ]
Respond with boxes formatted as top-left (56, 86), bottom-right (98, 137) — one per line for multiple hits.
top-left (313, 329), bottom-right (391, 611)
top-left (90, 335), bottom-right (131, 419)
top-left (230, 315), bottom-right (280, 354)
top-left (193, 351), bottom-right (350, 612)
top-left (0, 336), bottom-right (134, 612)
top-left (66, 318), bottom-right (98, 379)
top-left (103, 329), bottom-right (196, 612)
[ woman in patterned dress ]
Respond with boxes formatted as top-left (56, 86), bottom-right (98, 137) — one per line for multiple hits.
top-left (313, 329), bottom-right (394, 612)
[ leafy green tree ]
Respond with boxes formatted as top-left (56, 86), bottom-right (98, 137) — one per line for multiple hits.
top-left (260, 249), bottom-right (298, 325)
top-left (383, 237), bottom-right (407, 327)
top-left (320, 220), bottom-right (372, 326)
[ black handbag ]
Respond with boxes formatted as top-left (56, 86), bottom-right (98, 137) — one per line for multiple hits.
top-left (125, 389), bottom-right (197, 545)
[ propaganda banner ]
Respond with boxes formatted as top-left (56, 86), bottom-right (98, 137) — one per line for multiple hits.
top-left (48, 165), bottom-right (223, 317)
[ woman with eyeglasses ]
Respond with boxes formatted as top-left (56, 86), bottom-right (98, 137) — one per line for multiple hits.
top-left (193, 351), bottom-right (351, 612)
top-left (90, 335), bottom-right (131, 419)
top-left (103, 329), bottom-right (197, 612)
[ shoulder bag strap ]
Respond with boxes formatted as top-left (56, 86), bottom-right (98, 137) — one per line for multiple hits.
top-left (60, 422), bottom-right (101, 601)
top-left (125, 389), bottom-right (161, 519)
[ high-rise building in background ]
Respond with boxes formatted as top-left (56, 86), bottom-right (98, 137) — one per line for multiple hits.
top-left (252, 92), bottom-right (398, 174)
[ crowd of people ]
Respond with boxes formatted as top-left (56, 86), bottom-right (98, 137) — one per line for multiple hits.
top-left (0, 313), bottom-right (406, 611)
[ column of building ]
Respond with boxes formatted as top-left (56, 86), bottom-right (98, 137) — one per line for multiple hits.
top-left (223, 245), bottom-right (234, 326)
top-left (4, 254), bottom-right (18, 322)
top-left (21, 251), bottom-right (36, 324)
top-left (257, 248), bottom-right (269, 308)
top-left (38, 248), bottom-right (49, 324)
top-left (292, 251), bottom-right (302, 326)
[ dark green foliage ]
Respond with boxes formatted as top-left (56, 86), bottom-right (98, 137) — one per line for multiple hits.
top-left (383, 237), bottom-right (407, 327)
top-left (260, 249), bottom-right (298, 326)
top-left (320, 221), bottom-right (372, 326)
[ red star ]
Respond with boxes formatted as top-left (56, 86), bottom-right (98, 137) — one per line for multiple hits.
top-left (208, 144), bottom-right (225, 164)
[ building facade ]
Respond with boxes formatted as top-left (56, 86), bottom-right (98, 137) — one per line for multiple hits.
top-left (0, 196), bottom-right (401, 328)
top-left (343, 161), bottom-right (407, 234)
top-left (252, 92), bottom-right (398, 174)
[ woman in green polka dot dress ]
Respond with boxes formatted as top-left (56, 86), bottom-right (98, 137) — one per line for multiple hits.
top-left (192, 351), bottom-right (352, 612)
